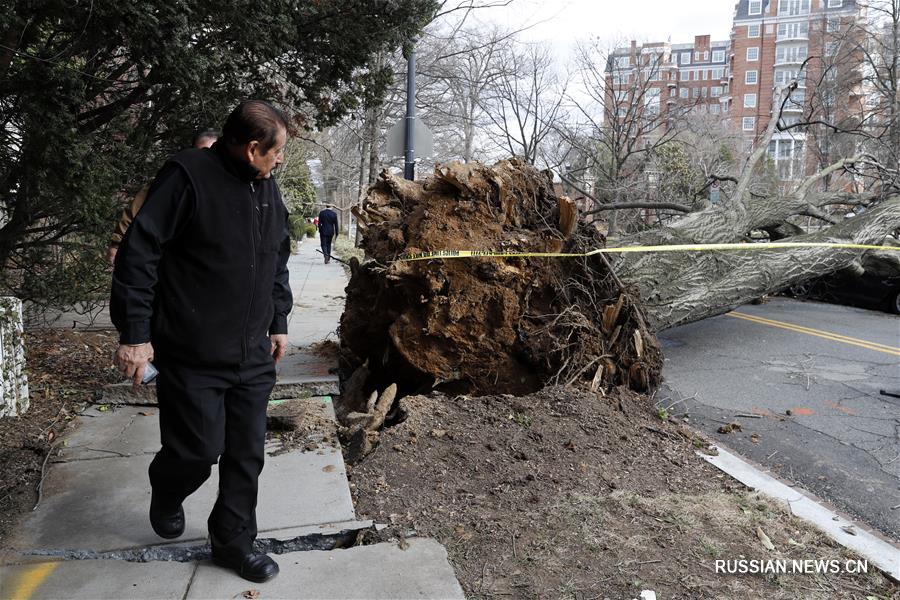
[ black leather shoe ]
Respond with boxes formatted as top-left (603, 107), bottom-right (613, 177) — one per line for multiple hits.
top-left (212, 552), bottom-right (279, 583)
top-left (149, 502), bottom-right (185, 539)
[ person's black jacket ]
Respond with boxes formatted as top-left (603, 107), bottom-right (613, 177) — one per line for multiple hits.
top-left (317, 208), bottom-right (339, 237)
top-left (110, 142), bottom-right (292, 366)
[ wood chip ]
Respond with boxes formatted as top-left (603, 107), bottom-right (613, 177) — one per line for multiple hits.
top-left (756, 527), bottom-right (775, 551)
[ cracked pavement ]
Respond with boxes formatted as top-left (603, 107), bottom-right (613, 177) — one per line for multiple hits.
top-left (658, 297), bottom-right (900, 541)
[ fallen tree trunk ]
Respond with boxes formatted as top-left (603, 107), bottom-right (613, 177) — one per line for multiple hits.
top-left (619, 198), bottom-right (900, 330)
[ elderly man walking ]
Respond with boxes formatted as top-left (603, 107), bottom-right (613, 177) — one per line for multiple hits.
top-left (111, 100), bottom-right (293, 583)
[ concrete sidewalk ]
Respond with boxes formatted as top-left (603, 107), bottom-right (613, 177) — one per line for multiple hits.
top-left (0, 236), bottom-right (465, 600)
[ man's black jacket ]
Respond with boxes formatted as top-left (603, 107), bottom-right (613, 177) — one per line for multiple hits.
top-left (317, 208), bottom-right (339, 237)
top-left (110, 142), bottom-right (293, 366)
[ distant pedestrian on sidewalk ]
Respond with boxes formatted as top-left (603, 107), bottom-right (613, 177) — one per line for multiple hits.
top-left (110, 101), bottom-right (293, 583)
top-left (317, 205), bottom-right (339, 263)
top-left (105, 129), bottom-right (219, 266)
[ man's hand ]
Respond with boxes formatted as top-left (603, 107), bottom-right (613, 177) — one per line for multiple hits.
top-left (270, 334), bottom-right (289, 363)
top-left (113, 342), bottom-right (154, 389)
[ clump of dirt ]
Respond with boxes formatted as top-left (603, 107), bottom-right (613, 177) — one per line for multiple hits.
top-left (0, 328), bottom-right (119, 542)
top-left (340, 160), bottom-right (661, 403)
top-left (350, 386), bottom-right (897, 599)
top-left (308, 340), bottom-right (341, 364)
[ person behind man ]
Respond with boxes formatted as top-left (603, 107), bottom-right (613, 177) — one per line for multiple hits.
top-left (317, 205), bottom-right (339, 263)
top-left (105, 129), bottom-right (219, 266)
top-left (110, 102), bottom-right (292, 583)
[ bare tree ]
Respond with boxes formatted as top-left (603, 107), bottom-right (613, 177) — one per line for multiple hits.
top-left (417, 24), bottom-right (515, 162)
top-left (481, 42), bottom-right (567, 164)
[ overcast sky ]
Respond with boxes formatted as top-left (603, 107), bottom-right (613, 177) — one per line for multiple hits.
top-left (472, 0), bottom-right (736, 58)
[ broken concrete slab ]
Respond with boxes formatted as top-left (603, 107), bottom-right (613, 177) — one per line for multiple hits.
top-left (186, 538), bottom-right (465, 600)
top-left (99, 380), bottom-right (340, 407)
top-left (9, 440), bottom-right (355, 554)
top-left (257, 519), bottom-right (373, 541)
top-left (97, 382), bottom-right (157, 406)
top-left (58, 405), bottom-right (160, 461)
top-left (276, 348), bottom-right (339, 385)
top-left (271, 380), bottom-right (339, 399)
top-left (0, 559), bottom-right (195, 600)
top-left (7, 453), bottom-right (208, 552)
top-left (267, 396), bottom-right (337, 434)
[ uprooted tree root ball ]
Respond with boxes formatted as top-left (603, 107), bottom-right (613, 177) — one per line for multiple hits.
top-left (338, 159), bottom-right (662, 415)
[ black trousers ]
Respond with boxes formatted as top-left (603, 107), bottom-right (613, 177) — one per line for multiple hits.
top-left (320, 234), bottom-right (333, 259)
top-left (149, 340), bottom-right (275, 557)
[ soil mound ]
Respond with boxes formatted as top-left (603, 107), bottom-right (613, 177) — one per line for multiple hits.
top-left (339, 159), bottom-right (662, 404)
top-left (350, 386), bottom-right (895, 599)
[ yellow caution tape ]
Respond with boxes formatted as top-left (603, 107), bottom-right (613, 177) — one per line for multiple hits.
top-left (399, 242), bottom-right (900, 262)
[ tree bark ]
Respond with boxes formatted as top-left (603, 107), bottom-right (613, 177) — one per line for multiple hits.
top-left (617, 197), bottom-right (900, 331)
top-left (0, 297), bottom-right (29, 417)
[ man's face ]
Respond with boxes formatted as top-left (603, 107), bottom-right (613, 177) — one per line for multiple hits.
top-left (248, 127), bottom-right (287, 179)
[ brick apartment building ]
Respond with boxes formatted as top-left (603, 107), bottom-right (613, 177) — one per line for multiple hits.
top-left (605, 36), bottom-right (732, 147)
top-left (604, 0), bottom-right (866, 181)
top-left (729, 0), bottom-right (865, 179)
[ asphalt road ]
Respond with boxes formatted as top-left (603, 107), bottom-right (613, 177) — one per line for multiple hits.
top-left (658, 297), bottom-right (900, 541)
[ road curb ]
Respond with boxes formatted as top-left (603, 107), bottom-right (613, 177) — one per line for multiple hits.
top-left (700, 444), bottom-right (900, 582)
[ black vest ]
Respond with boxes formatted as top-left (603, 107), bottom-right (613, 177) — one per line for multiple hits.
top-left (151, 146), bottom-right (287, 366)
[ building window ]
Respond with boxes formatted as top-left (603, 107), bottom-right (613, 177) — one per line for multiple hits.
top-left (777, 22), bottom-right (808, 40)
top-left (827, 0), bottom-right (842, 6)
top-left (680, 52), bottom-right (690, 65)
top-left (615, 56), bottom-right (631, 69)
top-left (744, 93), bottom-right (758, 108)
top-left (747, 47), bottom-right (760, 61)
top-left (694, 51), bottom-right (702, 62)
top-left (748, 24), bottom-right (761, 38)
top-left (768, 139), bottom-right (805, 179)
top-left (749, 0), bottom-right (763, 15)
top-left (778, 0), bottom-right (810, 15)
top-left (746, 70), bottom-right (758, 84)
top-left (710, 104), bottom-right (721, 114)
top-left (786, 89), bottom-right (805, 110)
top-left (711, 86), bottom-right (723, 97)
top-left (680, 87), bottom-right (689, 98)
top-left (712, 50), bottom-right (726, 63)
top-left (827, 17), bottom-right (840, 32)
top-left (693, 87), bottom-right (700, 98)
top-left (645, 88), bottom-right (661, 117)
top-left (702, 69), bottom-right (708, 80)
top-left (775, 67), bottom-right (805, 86)
top-left (713, 67), bottom-right (725, 79)
top-left (825, 41), bottom-right (839, 56)
top-left (775, 45), bottom-right (807, 64)
top-left (743, 117), bottom-right (756, 131)
top-left (669, 87), bottom-right (677, 97)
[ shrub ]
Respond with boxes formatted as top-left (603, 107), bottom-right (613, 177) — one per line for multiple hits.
top-left (288, 215), bottom-right (307, 241)
top-left (304, 224), bottom-right (317, 238)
